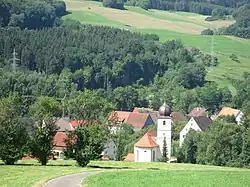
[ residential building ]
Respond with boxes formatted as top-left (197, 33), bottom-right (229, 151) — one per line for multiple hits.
top-left (55, 118), bottom-right (74, 132)
top-left (217, 107), bottom-right (243, 125)
top-left (179, 116), bottom-right (212, 146)
top-left (188, 107), bottom-right (208, 117)
top-left (53, 132), bottom-right (68, 159)
top-left (54, 119), bottom-right (116, 160)
top-left (108, 110), bottom-right (155, 132)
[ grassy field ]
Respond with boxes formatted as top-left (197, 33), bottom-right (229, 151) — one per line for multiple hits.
top-left (0, 160), bottom-right (91, 187)
top-left (63, 0), bottom-right (250, 93)
top-left (1, 160), bottom-right (249, 187)
top-left (84, 170), bottom-right (250, 187)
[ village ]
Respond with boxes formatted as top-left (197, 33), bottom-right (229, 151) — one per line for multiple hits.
top-left (53, 103), bottom-right (243, 162)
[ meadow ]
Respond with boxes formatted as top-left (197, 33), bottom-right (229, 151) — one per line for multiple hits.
top-left (63, 0), bottom-right (250, 93)
top-left (84, 170), bottom-right (250, 187)
top-left (1, 160), bottom-right (249, 187)
top-left (0, 160), bottom-right (90, 187)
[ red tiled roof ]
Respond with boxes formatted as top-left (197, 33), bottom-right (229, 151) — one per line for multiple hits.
top-left (108, 111), bottom-right (131, 122)
top-left (126, 112), bottom-right (150, 129)
top-left (71, 120), bottom-right (98, 127)
top-left (53, 132), bottom-right (67, 147)
top-left (135, 130), bottom-right (158, 148)
top-left (189, 107), bottom-right (207, 117)
top-left (133, 107), bottom-right (153, 113)
top-left (124, 153), bottom-right (134, 162)
top-left (171, 111), bottom-right (188, 121)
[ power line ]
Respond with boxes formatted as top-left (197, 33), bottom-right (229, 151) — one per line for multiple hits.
top-left (9, 48), bottom-right (20, 73)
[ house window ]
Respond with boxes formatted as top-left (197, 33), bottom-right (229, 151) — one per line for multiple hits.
top-left (163, 121), bottom-right (166, 125)
top-left (183, 135), bottom-right (186, 138)
top-left (163, 133), bottom-right (165, 136)
top-left (113, 146), bottom-right (115, 148)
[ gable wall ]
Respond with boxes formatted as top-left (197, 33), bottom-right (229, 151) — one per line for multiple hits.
top-left (179, 117), bottom-right (201, 146)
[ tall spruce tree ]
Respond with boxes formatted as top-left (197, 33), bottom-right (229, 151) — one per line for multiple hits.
top-left (162, 137), bottom-right (168, 162)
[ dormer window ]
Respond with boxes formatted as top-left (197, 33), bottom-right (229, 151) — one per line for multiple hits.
top-left (163, 121), bottom-right (166, 125)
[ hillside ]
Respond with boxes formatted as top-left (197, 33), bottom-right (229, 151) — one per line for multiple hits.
top-left (64, 0), bottom-right (250, 93)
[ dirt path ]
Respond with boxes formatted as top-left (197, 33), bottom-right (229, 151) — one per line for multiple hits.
top-left (43, 171), bottom-right (100, 187)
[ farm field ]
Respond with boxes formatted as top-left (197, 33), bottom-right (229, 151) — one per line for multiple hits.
top-left (63, 0), bottom-right (250, 93)
top-left (84, 170), bottom-right (250, 187)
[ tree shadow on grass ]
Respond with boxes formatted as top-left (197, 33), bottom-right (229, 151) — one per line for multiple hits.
top-left (87, 165), bottom-right (133, 170)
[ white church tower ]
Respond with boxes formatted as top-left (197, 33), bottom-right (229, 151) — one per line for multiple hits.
top-left (156, 102), bottom-right (172, 159)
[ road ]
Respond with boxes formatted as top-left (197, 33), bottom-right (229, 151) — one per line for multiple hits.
top-left (43, 171), bottom-right (100, 187)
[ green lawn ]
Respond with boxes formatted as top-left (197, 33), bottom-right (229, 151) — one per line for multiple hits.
top-left (0, 160), bottom-right (91, 187)
top-left (88, 161), bottom-right (249, 171)
top-left (63, 0), bottom-right (250, 93)
top-left (1, 160), bottom-right (249, 187)
top-left (84, 170), bottom-right (250, 187)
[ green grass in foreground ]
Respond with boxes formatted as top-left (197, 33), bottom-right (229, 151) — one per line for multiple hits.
top-left (0, 160), bottom-right (90, 187)
top-left (1, 160), bottom-right (249, 187)
top-left (89, 161), bottom-right (249, 171)
top-left (85, 170), bottom-right (250, 187)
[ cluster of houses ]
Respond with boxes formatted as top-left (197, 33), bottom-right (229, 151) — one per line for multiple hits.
top-left (53, 104), bottom-right (244, 162)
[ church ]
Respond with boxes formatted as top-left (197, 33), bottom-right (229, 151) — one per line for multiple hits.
top-left (134, 103), bottom-right (172, 162)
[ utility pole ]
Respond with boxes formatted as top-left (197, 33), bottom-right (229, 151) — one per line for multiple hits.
top-left (9, 48), bottom-right (20, 73)
top-left (210, 21), bottom-right (215, 70)
top-left (60, 94), bottom-right (66, 118)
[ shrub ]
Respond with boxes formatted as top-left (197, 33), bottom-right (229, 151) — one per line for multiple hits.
top-left (201, 28), bottom-right (214, 35)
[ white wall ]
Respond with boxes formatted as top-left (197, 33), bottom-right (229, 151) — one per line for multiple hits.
top-left (156, 117), bottom-right (172, 158)
top-left (179, 117), bottom-right (201, 146)
top-left (102, 139), bottom-right (117, 160)
top-left (134, 147), bottom-right (154, 162)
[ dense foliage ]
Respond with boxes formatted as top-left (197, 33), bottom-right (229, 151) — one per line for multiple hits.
top-left (222, 4), bottom-right (250, 39)
top-left (29, 97), bottom-right (59, 165)
top-left (0, 0), bottom-right (66, 29)
top-left (125, 0), bottom-right (246, 15)
top-left (65, 91), bottom-right (113, 166)
top-left (103, 0), bottom-right (125, 9)
top-left (0, 95), bottom-right (29, 165)
top-left (178, 121), bottom-right (250, 168)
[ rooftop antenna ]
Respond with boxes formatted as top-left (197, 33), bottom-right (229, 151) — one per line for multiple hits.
top-left (9, 48), bottom-right (20, 73)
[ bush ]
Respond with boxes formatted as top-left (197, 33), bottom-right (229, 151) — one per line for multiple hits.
top-left (103, 0), bottom-right (125, 10)
top-left (201, 28), bottom-right (214, 35)
top-left (205, 16), bottom-right (219, 21)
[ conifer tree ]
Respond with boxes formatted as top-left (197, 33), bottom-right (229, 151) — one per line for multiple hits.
top-left (162, 137), bottom-right (168, 162)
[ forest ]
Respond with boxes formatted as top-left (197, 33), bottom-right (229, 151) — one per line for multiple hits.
top-left (0, 0), bottom-right (66, 29)
top-left (123, 0), bottom-right (248, 15)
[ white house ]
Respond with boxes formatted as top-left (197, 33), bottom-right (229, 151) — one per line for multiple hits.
top-left (134, 103), bottom-right (172, 162)
top-left (179, 116), bottom-right (212, 146)
top-left (217, 107), bottom-right (243, 125)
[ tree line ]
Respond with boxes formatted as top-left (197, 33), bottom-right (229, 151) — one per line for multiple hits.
top-left (221, 4), bottom-right (250, 39)
top-left (0, 92), bottom-right (113, 166)
top-left (178, 119), bottom-right (250, 168)
top-left (123, 0), bottom-right (246, 15)
top-left (0, 0), bottom-right (66, 29)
